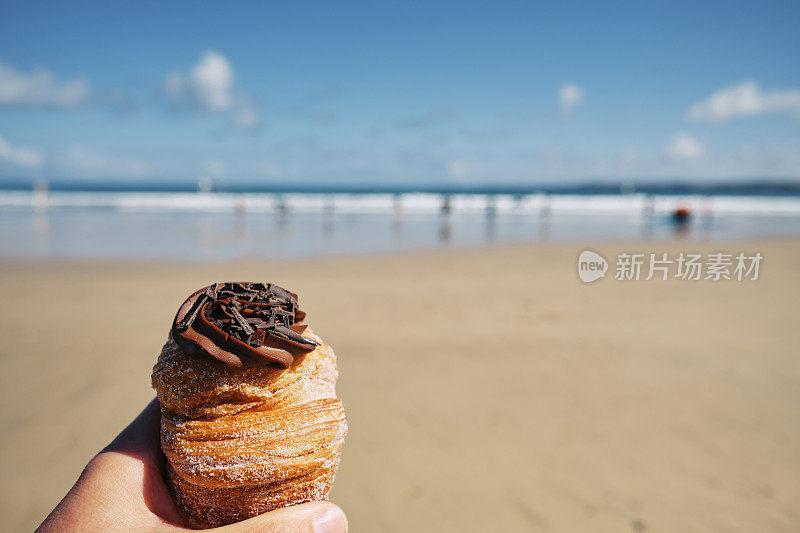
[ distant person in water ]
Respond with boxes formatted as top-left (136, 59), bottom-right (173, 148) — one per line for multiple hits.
top-left (671, 205), bottom-right (692, 237)
top-left (672, 206), bottom-right (691, 226)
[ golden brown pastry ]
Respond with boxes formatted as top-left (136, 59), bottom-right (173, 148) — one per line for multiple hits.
top-left (152, 282), bottom-right (347, 529)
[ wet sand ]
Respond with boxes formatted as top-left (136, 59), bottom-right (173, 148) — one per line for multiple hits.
top-left (1, 240), bottom-right (799, 531)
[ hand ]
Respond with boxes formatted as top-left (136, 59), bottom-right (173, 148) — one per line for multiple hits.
top-left (37, 399), bottom-right (347, 532)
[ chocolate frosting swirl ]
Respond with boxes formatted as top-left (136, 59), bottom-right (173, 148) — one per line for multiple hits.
top-left (172, 282), bottom-right (317, 368)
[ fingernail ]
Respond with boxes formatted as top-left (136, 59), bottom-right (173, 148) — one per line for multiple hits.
top-left (313, 507), bottom-right (347, 533)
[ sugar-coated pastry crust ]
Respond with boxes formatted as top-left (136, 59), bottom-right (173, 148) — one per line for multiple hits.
top-left (152, 330), bottom-right (347, 529)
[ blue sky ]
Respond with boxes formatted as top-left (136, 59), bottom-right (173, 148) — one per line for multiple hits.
top-left (1, 0), bottom-right (799, 184)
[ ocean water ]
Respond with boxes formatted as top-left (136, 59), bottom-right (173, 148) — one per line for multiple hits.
top-left (1, 191), bottom-right (800, 260)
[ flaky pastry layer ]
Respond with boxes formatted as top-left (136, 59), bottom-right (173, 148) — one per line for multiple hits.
top-left (152, 331), bottom-right (347, 529)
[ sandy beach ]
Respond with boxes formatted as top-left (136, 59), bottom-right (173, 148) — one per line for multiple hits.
top-left (2, 239), bottom-right (799, 532)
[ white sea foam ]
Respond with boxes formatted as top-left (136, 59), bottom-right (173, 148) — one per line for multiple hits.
top-left (2, 190), bottom-right (800, 215)
top-left (3, 189), bottom-right (800, 259)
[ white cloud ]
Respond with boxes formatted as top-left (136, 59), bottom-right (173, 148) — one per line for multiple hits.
top-left (203, 158), bottom-right (226, 176)
top-left (0, 135), bottom-right (44, 167)
top-left (58, 145), bottom-right (148, 177)
top-left (148, 137), bottom-right (800, 184)
top-left (190, 51), bottom-right (233, 111)
top-left (688, 80), bottom-right (800, 122)
top-left (447, 160), bottom-right (469, 180)
top-left (164, 51), bottom-right (260, 129)
top-left (619, 147), bottom-right (638, 164)
top-left (666, 133), bottom-right (704, 160)
top-left (559, 83), bottom-right (585, 116)
top-left (0, 61), bottom-right (90, 108)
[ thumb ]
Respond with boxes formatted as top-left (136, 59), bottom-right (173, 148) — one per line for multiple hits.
top-left (208, 502), bottom-right (347, 533)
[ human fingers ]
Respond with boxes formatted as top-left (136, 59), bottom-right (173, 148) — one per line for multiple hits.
top-left (207, 502), bottom-right (347, 533)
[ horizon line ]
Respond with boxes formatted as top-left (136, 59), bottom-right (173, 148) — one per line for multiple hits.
top-left (1, 176), bottom-right (800, 197)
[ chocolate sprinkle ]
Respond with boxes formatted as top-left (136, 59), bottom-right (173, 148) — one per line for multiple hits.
top-left (172, 282), bottom-right (317, 368)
